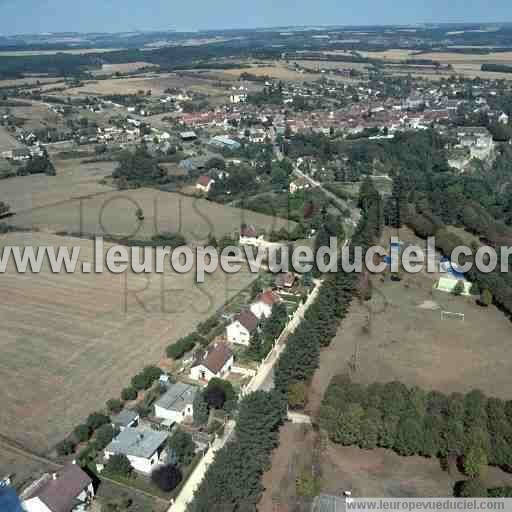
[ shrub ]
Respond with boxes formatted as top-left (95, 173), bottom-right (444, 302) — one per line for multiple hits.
top-left (86, 412), bottom-right (110, 430)
top-left (96, 424), bottom-right (116, 450)
top-left (121, 387), bottom-right (138, 401)
top-left (106, 399), bottom-right (124, 414)
top-left (166, 333), bottom-right (203, 359)
top-left (151, 464), bottom-right (182, 492)
top-left (105, 454), bottom-right (132, 476)
top-left (56, 439), bottom-right (75, 456)
top-left (73, 424), bottom-right (91, 443)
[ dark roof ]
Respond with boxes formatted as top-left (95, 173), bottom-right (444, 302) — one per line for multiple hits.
top-left (275, 272), bottom-right (296, 288)
top-left (256, 290), bottom-right (280, 306)
top-left (22, 463), bottom-right (91, 512)
top-left (240, 224), bottom-right (257, 237)
top-left (155, 382), bottom-right (198, 412)
top-left (111, 409), bottom-right (139, 428)
top-left (236, 310), bottom-right (259, 332)
top-left (194, 342), bottom-right (233, 374)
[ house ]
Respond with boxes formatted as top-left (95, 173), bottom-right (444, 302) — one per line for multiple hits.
top-left (11, 148), bottom-right (31, 161)
top-left (435, 277), bottom-right (472, 296)
top-left (154, 382), bottom-right (198, 424)
top-left (289, 177), bottom-right (310, 194)
top-left (104, 428), bottom-right (168, 475)
top-left (21, 462), bottom-right (94, 512)
top-left (196, 175), bottom-right (215, 193)
top-left (498, 112), bottom-right (509, 125)
top-left (274, 272), bottom-right (296, 290)
top-left (250, 290), bottom-right (281, 319)
top-left (209, 135), bottom-right (241, 150)
top-left (190, 342), bottom-right (234, 382)
top-left (239, 224), bottom-right (264, 246)
top-left (226, 310), bottom-right (259, 346)
top-left (111, 409), bottom-right (139, 432)
top-left (179, 131), bottom-right (197, 141)
top-left (230, 94), bottom-right (247, 104)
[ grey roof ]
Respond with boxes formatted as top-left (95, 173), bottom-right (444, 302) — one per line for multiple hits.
top-left (105, 428), bottom-right (168, 459)
top-left (111, 409), bottom-right (139, 428)
top-left (155, 382), bottom-right (198, 413)
top-left (312, 495), bottom-right (346, 512)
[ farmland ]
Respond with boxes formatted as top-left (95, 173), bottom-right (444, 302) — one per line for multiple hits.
top-left (0, 231), bottom-right (257, 453)
top-left (7, 187), bottom-right (294, 243)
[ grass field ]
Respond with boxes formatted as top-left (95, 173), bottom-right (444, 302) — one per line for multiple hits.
top-left (8, 187), bottom-right (293, 244)
top-left (0, 232), bottom-right (256, 453)
top-left (0, 48), bottom-right (122, 56)
top-left (308, 226), bottom-right (512, 415)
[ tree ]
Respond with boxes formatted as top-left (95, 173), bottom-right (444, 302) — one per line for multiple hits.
top-left (204, 379), bottom-right (235, 410)
top-left (151, 464), bottom-right (182, 492)
top-left (463, 445), bottom-right (488, 479)
top-left (333, 403), bottom-right (364, 445)
top-left (96, 424), bottom-right (116, 450)
top-left (73, 424), bottom-right (91, 443)
top-left (296, 468), bottom-right (321, 497)
top-left (394, 417), bottom-right (423, 456)
top-left (168, 429), bottom-right (196, 466)
top-left (288, 381), bottom-right (308, 410)
top-left (121, 387), bottom-right (137, 401)
top-left (105, 454), bottom-right (132, 476)
top-left (135, 207), bottom-right (144, 221)
top-left (193, 392), bottom-right (209, 426)
top-left (56, 439), bottom-right (75, 456)
top-left (86, 412), bottom-right (110, 430)
top-left (247, 330), bottom-right (264, 361)
top-left (106, 399), bottom-right (123, 414)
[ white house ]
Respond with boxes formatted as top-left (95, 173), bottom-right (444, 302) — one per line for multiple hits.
top-left (239, 224), bottom-right (264, 246)
top-left (21, 462), bottom-right (94, 512)
top-left (289, 177), bottom-right (310, 194)
top-left (104, 428), bottom-right (168, 475)
top-left (499, 112), bottom-right (509, 125)
top-left (226, 310), bottom-right (259, 346)
top-left (154, 382), bottom-right (198, 424)
top-left (190, 342), bottom-right (234, 382)
top-left (196, 175), bottom-right (215, 193)
top-left (250, 290), bottom-right (281, 320)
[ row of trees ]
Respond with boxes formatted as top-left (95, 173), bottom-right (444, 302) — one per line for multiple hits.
top-left (320, 376), bottom-right (512, 475)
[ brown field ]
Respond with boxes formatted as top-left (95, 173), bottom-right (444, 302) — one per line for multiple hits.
top-left (96, 62), bottom-right (158, 74)
top-left (361, 49), bottom-right (417, 60)
top-left (7, 187), bottom-right (293, 244)
top-left (260, 423), bottom-right (512, 510)
top-left (0, 158), bottom-right (114, 213)
top-left (61, 72), bottom-right (231, 97)
top-left (3, 101), bottom-right (65, 132)
top-left (0, 126), bottom-right (23, 152)
top-left (308, 226), bottom-right (512, 415)
top-left (0, 77), bottom-right (64, 88)
top-left (0, 232), bottom-right (257, 452)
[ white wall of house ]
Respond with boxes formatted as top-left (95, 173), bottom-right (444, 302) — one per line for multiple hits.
top-left (190, 356), bottom-right (234, 382)
top-left (250, 302), bottom-right (272, 319)
top-left (22, 498), bottom-right (52, 512)
top-left (104, 449), bottom-right (161, 475)
top-left (226, 321), bottom-right (250, 346)
top-left (154, 403), bottom-right (193, 424)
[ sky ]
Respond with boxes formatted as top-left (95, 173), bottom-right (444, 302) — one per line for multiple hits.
top-left (0, 0), bottom-right (511, 36)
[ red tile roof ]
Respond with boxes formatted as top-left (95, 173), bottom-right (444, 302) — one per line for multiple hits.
top-left (197, 175), bottom-right (213, 187)
top-left (236, 310), bottom-right (259, 332)
top-left (195, 342), bottom-right (233, 374)
top-left (256, 290), bottom-right (280, 306)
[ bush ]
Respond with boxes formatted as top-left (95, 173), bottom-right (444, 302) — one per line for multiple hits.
top-left (121, 387), bottom-right (138, 401)
top-left (106, 398), bottom-right (124, 414)
top-left (454, 479), bottom-right (488, 497)
top-left (204, 379), bottom-right (235, 410)
top-left (166, 333), bottom-right (203, 359)
top-left (73, 424), bottom-right (91, 443)
top-left (86, 412), bottom-right (110, 430)
top-left (168, 429), bottom-right (196, 466)
top-left (96, 424), bottom-right (116, 450)
top-left (56, 439), bottom-right (75, 456)
top-left (131, 366), bottom-right (163, 391)
top-left (105, 454), bottom-right (132, 476)
top-left (288, 381), bottom-right (308, 410)
top-left (151, 464), bottom-right (182, 492)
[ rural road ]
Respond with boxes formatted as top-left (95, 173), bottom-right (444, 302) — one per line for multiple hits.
top-left (168, 279), bottom-right (322, 512)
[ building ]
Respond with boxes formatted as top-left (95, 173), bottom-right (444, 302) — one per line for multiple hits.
top-left (179, 131), bottom-right (198, 141)
top-left (21, 462), bottom-right (94, 512)
top-left (104, 428), bottom-right (168, 475)
top-left (435, 277), bottom-right (472, 296)
top-left (226, 310), bottom-right (259, 346)
top-left (190, 342), bottom-right (234, 382)
top-left (209, 135), bottom-right (241, 150)
top-left (196, 175), bottom-right (215, 193)
top-left (230, 93), bottom-right (247, 104)
top-left (111, 409), bottom-right (139, 432)
top-left (239, 224), bottom-right (264, 246)
top-left (154, 382), bottom-right (198, 424)
top-left (11, 148), bottom-right (31, 161)
top-left (289, 177), bottom-right (310, 194)
top-left (250, 290), bottom-right (281, 320)
top-left (274, 272), bottom-right (297, 289)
